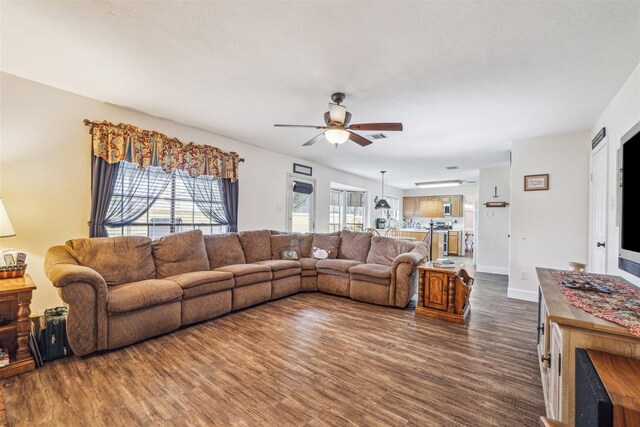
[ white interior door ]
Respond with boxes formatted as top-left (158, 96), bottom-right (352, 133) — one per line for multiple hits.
top-left (588, 142), bottom-right (607, 273)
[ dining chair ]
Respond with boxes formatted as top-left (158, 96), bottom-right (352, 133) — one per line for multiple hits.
top-left (365, 227), bottom-right (380, 236)
top-left (385, 227), bottom-right (401, 238)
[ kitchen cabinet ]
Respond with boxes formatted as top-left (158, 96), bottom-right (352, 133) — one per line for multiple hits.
top-left (450, 195), bottom-right (463, 217)
top-left (402, 198), bottom-right (416, 218)
top-left (403, 195), bottom-right (464, 218)
top-left (448, 231), bottom-right (460, 256)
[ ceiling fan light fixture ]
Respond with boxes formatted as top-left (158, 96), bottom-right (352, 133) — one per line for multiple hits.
top-left (324, 127), bottom-right (349, 145)
top-left (414, 180), bottom-right (463, 189)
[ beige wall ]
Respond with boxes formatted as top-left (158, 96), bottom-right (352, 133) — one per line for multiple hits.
top-left (0, 73), bottom-right (403, 311)
top-left (508, 131), bottom-right (590, 301)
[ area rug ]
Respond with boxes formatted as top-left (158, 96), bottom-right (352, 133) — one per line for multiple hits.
top-left (552, 271), bottom-right (640, 337)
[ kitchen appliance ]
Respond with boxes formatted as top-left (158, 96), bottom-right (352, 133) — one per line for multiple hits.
top-left (375, 218), bottom-right (386, 229)
top-left (443, 203), bottom-right (451, 216)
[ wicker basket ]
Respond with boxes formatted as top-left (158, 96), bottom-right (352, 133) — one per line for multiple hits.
top-left (0, 264), bottom-right (27, 279)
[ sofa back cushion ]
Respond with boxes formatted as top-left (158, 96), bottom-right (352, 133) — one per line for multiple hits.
top-left (65, 236), bottom-right (156, 286)
top-left (297, 233), bottom-right (314, 258)
top-left (311, 234), bottom-right (341, 259)
top-left (366, 236), bottom-right (415, 266)
top-left (270, 234), bottom-right (301, 260)
top-left (204, 232), bottom-right (246, 269)
top-left (152, 229), bottom-right (210, 278)
top-left (338, 230), bottom-right (372, 263)
top-left (237, 230), bottom-right (272, 263)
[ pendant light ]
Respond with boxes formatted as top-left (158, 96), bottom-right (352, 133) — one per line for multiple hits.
top-left (374, 171), bottom-right (391, 210)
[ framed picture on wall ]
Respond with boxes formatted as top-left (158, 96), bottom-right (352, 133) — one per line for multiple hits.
top-left (524, 174), bottom-right (549, 191)
top-left (293, 163), bottom-right (312, 176)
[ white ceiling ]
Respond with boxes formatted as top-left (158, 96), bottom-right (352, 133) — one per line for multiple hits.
top-left (1, 1), bottom-right (639, 189)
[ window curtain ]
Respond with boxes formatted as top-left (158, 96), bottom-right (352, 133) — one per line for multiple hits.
top-left (177, 170), bottom-right (229, 226)
top-left (221, 178), bottom-right (239, 232)
top-left (89, 156), bottom-right (121, 237)
top-left (103, 162), bottom-right (173, 229)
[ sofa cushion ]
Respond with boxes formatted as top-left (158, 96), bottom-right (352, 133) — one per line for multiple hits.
top-left (108, 279), bottom-right (183, 314)
top-left (316, 259), bottom-right (361, 274)
top-left (349, 263), bottom-right (391, 279)
top-left (204, 233), bottom-right (246, 269)
top-left (214, 263), bottom-right (272, 287)
top-left (270, 235), bottom-right (301, 260)
top-left (65, 236), bottom-right (156, 286)
top-left (152, 230), bottom-right (209, 278)
top-left (298, 257), bottom-right (318, 271)
top-left (338, 230), bottom-right (372, 263)
top-left (167, 271), bottom-right (235, 299)
top-left (298, 234), bottom-right (314, 258)
top-left (255, 259), bottom-right (301, 271)
top-left (312, 234), bottom-right (340, 259)
top-left (272, 267), bottom-right (303, 280)
top-left (366, 236), bottom-right (415, 266)
top-left (237, 230), bottom-right (272, 263)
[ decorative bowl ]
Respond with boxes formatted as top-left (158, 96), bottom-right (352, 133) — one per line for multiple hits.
top-left (568, 262), bottom-right (586, 272)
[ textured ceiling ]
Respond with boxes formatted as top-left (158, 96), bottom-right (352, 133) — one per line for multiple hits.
top-left (1, 1), bottom-right (639, 188)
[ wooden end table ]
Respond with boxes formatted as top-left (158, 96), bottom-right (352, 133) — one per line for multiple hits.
top-left (0, 273), bottom-right (36, 379)
top-left (416, 262), bottom-right (474, 324)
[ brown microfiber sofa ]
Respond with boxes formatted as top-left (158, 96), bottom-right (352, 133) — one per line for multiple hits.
top-left (45, 229), bottom-right (428, 356)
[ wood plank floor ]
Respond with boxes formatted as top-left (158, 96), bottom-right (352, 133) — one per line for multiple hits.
top-left (2, 265), bottom-right (545, 426)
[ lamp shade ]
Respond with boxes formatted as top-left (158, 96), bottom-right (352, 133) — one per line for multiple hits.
top-left (375, 198), bottom-right (391, 210)
top-left (0, 198), bottom-right (16, 237)
top-left (420, 199), bottom-right (444, 218)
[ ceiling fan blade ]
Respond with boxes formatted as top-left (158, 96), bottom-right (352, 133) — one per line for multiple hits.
top-left (328, 103), bottom-right (347, 124)
top-left (302, 134), bottom-right (326, 146)
top-left (347, 131), bottom-right (373, 147)
top-left (274, 124), bottom-right (326, 129)
top-left (348, 123), bottom-right (403, 132)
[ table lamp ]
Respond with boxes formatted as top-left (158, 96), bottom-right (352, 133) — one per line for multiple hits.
top-left (0, 198), bottom-right (15, 238)
top-left (420, 199), bottom-right (444, 261)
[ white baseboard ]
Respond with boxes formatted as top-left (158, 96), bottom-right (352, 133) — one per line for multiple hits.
top-left (476, 265), bottom-right (509, 275)
top-left (507, 288), bottom-right (538, 302)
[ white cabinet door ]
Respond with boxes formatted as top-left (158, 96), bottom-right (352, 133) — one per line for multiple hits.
top-left (549, 323), bottom-right (563, 420)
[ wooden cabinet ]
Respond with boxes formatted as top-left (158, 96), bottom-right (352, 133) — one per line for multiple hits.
top-left (403, 195), bottom-right (464, 218)
top-left (536, 268), bottom-right (640, 425)
top-left (416, 263), bottom-right (474, 323)
top-left (0, 274), bottom-right (36, 379)
top-left (450, 195), bottom-right (463, 217)
top-left (448, 231), bottom-right (460, 256)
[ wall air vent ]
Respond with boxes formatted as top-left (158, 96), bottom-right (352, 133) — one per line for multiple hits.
top-left (369, 133), bottom-right (387, 140)
top-left (445, 166), bottom-right (460, 170)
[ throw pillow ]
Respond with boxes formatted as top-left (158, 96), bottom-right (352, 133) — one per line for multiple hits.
top-left (312, 247), bottom-right (329, 259)
top-left (281, 250), bottom-right (300, 260)
top-left (311, 234), bottom-right (340, 259)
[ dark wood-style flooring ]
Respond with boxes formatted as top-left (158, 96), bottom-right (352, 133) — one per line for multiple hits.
top-left (2, 265), bottom-right (545, 426)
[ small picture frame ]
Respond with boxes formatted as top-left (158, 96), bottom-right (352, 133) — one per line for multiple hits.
top-left (524, 174), bottom-right (549, 191)
top-left (293, 163), bottom-right (312, 176)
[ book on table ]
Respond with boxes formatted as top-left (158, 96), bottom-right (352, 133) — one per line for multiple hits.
top-left (433, 258), bottom-right (455, 268)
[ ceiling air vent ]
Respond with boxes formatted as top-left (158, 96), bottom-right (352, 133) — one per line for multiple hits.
top-left (445, 166), bottom-right (460, 170)
top-left (369, 133), bottom-right (387, 140)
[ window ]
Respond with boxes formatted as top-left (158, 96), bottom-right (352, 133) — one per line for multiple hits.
top-left (106, 161), bottom-right (228, 238)
top-left (329, 188), bottom-right (366, 232)
top-left (384, 195), bottom-right (400, 221)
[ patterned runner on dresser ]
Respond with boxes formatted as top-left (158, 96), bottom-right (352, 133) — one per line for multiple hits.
top-left (552, 271), bottom-right (640, 337)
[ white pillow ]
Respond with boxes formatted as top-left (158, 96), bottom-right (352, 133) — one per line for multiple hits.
top-left (312, 247), bottom-right (329, 260)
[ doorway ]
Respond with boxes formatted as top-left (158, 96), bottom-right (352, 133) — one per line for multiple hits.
top-left (588, 141), bottom-right (607, 273)
top-left (287, 174), bottom-right (316, 233)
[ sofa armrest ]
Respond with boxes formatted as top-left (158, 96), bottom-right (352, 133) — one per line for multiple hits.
top-left (391, 242), bottom-right (428, 270)
top-left (389, 243), bottom-right (428, 307)
top-left (45, 245), bottom-right (108, 355)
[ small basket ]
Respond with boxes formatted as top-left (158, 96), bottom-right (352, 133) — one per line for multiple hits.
top-left (0, 264), bottom-right (27, 279)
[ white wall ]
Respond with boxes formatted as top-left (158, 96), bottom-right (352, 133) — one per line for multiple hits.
top-left (508, 131), bottom-right (590, 301)
top-left (591, 63), bottom-right (640, 286)
top-left (476, 166), bottom-right (510, 275)
top-left (0, 73), bottom-right (403, 311)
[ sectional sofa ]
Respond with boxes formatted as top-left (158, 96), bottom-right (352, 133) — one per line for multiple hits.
top-left (45, 229), bottom-right (428, 356)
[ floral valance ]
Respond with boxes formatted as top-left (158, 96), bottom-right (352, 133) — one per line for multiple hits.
top-left (84, 119), bottom-right (242, 181)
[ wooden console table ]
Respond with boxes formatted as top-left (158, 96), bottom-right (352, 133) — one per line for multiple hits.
top-left (416, 263), bottom-right (473, 323)
top-left (536, 267), bottom-right (640, 425)
top-left (0, 274), bottom-right (36, 379)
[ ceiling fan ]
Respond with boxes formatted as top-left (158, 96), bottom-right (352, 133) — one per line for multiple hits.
top-left (274, 92), bottom-right (403, 147)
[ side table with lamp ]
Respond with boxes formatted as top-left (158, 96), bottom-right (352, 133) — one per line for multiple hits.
top-left (0, 197), bottom-right (36, 379)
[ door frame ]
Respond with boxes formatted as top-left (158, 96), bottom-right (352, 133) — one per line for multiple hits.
top-left (286, 173), bottom-right (316, 232)
top-left (588, 139), bottom-right (608, 273)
